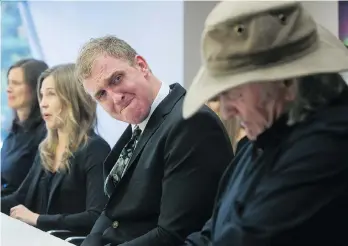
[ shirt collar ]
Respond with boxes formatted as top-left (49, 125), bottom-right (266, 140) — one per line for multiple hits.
top-left (132, 82), bottom-right (170, 132)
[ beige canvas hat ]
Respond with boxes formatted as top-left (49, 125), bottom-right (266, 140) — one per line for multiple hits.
top-left (183, 1), bottom-right (348, 119)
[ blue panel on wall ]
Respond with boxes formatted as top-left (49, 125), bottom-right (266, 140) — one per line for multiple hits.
top-left (0, 1), bottom-right (43, 146)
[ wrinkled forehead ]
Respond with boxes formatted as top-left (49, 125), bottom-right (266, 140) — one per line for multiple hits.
top-left (219, 83), bottom-right (248, 97)
top-left (219, 81), bottom-right (281, 99)
top-left (83, 55), bottom-right (126, 95)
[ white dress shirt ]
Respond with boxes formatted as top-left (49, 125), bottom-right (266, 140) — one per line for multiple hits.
top-left (132, 82), bottom-right (170, 132)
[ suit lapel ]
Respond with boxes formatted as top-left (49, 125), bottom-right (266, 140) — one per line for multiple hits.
top-left (26, 162), bottom-right (44, 208)
top-left (125, 112), bottom-right (165, 173)
top-left (121, 83), bottom-right (186, 178)
top-left (47, 171), bottom-right (65, 209)
top-left (103, 125), bottom-right (132, 179)
top-left (46, 147), bottom-right (81, 209)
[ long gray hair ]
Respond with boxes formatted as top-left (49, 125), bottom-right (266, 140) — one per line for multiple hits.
top-left (287, 73), bottom-right (348, 125)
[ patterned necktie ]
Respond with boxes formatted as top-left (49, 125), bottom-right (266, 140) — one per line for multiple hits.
top-left (104, 126), bottom-right (142, 197)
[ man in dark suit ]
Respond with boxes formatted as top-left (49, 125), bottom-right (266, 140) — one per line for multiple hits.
top-left (75, 36), bottom-right (234, 246)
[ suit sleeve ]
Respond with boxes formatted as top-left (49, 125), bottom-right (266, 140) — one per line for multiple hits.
top-left (215, 133), bottom-right (348, 246)
top-left (182, 218), bottom-right (213, 246)
top-left (1, 154), bottom-right (40, 214)
top-left (117, 109), bottom-right (234, 246)
top-left (81, 211), bottom-right (113, 246)
top-left (1, 125), bottom-right (45, 195)
top-left (36, 138), bottom-right (110, 232)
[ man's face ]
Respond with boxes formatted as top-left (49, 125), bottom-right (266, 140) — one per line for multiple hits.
top-left (83, 54), bottom-right (153, 124)
top-left (219, 82), bottom-right (289, 140)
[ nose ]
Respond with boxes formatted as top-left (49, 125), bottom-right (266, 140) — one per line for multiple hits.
top-left (40, 96), bottom-right (48, 109)
top-left (6, 85), bottom-right (12, 94)
top-left (107, 88), bottom-right (125, 105)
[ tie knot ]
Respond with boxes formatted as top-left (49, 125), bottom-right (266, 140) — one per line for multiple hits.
top-left (133, 126), bottom-right (142, 139)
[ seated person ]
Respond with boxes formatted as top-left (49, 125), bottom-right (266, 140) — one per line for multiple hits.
top-left (182, 1), bottom-right (348, 245)
top-left (1, 59), bottom-right (48, 196)
top-left (1, 63), bottom-right (110, 236)
top-left (206, 97), bottom-right (246, 153)
top-left (75, 35), bottom-right (234, 246)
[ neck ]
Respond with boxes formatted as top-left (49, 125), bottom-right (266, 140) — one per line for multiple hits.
top-left (150, 76), bottom-right (162, 102)
top-left (16, 107), bottom-right (31, 123)
top-left (57, 128), bottom-right (69, 147)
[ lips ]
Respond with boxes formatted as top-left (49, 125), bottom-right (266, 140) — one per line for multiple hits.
top-left (42, 113), bottom-right (52, 119)
top-left (120, 97), bottom-right (134, 114)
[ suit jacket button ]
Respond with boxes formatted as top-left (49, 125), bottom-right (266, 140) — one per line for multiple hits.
top-left (112, 221), bottom-right (119, 228)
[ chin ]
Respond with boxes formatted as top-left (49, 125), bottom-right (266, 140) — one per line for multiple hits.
top-left (129, 113), bottom-right (148, 125)
top-left (45, 123), bottom-right (57, 130)
top-left (8, 103), bottom-right (19, 110)
top-left (125, 102), bottom-right (151, 124)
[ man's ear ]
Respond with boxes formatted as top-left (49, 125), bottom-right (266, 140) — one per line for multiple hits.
top-left (283, 79), bottom-right (297, 101)
top-left (135, 55), bottom-right (150, 76)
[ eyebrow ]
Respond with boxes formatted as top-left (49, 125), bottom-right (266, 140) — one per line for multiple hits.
top-left (94, 70), bottom-right (123, 98)
top-left (40, 87), bottom-right (55, 94)
top-left (8, 79), bottom-right (23, 83)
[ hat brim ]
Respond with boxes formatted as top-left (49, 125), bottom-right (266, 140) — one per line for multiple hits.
top-left (183, 25), bottom-right (348, 119)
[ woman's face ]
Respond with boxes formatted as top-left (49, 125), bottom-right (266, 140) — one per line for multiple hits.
top-left (206, 100), bottom-right (221, 115)
top-left (7, 67), bottom-right (33, 110)
top-left (39, 75), bottom-right (64, 130)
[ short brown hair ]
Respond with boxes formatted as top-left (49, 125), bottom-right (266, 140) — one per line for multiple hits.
top-left (75, 35), bottom-right (138, 82)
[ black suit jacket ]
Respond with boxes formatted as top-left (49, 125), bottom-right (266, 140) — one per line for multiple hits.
top-left (1, 120), bottom-right (46, 196)
top-left (1, 132), bottom-right (110, 234)
top-left (81, 83), bottom-right (234, 246)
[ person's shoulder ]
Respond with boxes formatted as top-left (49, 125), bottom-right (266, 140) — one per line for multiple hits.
top-left (235, 136), bottom-right (250, 154)
top-left (35, 120), bottom-right (47, 138)
top-left (75, 132), bottom-right (111, 168)
top-left (164, 99), bottom-right (229, 146)
top-left (31, 150), bottom-right (44, 170)
top-left (170, 96), bottom-right (222, 126)
top-left (86, 132), bottom-right (111, 152)
top-left (74, 131), bottom-right (111, 157)
top-left (276, 112), bottom-right (348, 174)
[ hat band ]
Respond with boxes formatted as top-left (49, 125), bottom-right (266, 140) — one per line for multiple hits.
top-left (207, 29), bottom-right (319, 76)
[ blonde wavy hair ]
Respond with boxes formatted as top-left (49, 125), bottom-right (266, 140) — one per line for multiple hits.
top-left (37, 63), bottom-right (97, 172)
top-left (206, 98), bottom-right (245, 151)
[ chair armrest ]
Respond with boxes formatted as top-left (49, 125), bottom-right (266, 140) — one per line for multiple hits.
top-left (47, 230), bottom-right (75, 240)
top-left (65, 236), bottom-right (86, 246)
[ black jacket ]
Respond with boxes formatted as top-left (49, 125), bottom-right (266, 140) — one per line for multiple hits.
top-left (186, 90), bottom-right (348, 246)
top-left (81, 83), bottom-right (234, 246)
top-left (1, 132), bottom-right (110, 234)
top-left (1, 121), bottom-right (46, 196)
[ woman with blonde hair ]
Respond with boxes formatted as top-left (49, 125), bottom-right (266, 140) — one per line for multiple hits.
top-left (206, 97), bottom-right (247, 153)
top-left (1, 63), bottom-right (110, 235)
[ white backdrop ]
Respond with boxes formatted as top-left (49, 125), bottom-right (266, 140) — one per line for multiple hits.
top-left (26, 1), bottom-right (184, 147)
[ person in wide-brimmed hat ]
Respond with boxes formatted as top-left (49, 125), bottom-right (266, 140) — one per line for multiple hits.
top-left (183, 1), bottom-right (348, 246)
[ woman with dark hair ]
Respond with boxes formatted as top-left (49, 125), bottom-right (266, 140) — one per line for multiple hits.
top-left (1, 58), bottom-right (48, 196)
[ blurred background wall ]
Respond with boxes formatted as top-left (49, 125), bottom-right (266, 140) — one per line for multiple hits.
top-left (1, 1), bottom-right (347, 148)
